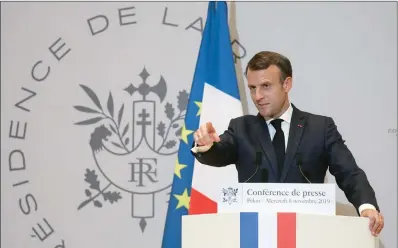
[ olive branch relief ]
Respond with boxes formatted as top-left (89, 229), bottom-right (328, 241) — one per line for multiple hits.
top-left (73, 84), bottom-right (130, 153)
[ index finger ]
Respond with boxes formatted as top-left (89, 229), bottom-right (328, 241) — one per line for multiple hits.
top-left (206, 122), bottom-right (215, 133)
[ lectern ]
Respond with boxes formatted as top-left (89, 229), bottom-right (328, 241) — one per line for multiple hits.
top-left (182, 183), bottom-right (379, 248)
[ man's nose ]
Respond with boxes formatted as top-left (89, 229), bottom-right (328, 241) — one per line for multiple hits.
top-left (255, 89), bottom-right (263, 101)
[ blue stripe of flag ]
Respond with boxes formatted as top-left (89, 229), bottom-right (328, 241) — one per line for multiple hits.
top-left (240, 212), bottom-right (259, 248)
top-left (205, 1), bottom-right (241, 101)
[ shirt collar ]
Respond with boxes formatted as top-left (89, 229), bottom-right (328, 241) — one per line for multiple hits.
top-left (266, 103), bottom-right (293, 126)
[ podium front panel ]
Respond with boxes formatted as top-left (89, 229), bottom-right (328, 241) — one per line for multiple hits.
top-left (296, 214), bottom-right (379, 248)
top-left (182, 212), bottom-right (379, 248)
top-left (182, 213), bottom-right (241, 248)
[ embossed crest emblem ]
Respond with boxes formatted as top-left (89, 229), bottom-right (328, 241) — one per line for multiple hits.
top-left (73, 67), bottom-right (189, 232)
top-left (222, 187), bottom-right (238, 205)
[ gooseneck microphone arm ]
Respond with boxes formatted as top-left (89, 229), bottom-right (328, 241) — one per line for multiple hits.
top-left (244, 152), bottom-right (262, 183)
top-left (296, 153), bottom-right (311, 184)
top-left (294, 121), bottom-right (311, 183)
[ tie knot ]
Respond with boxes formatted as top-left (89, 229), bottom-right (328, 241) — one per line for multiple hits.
top-left (271, 119), bottom-right (283, 131)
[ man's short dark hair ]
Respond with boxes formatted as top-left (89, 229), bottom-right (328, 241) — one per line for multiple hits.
top-left (245, 51), bottom-right (293, 83)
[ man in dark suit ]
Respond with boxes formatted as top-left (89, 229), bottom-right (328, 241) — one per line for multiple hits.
top-left (191, 51), bottom-right (384, 236)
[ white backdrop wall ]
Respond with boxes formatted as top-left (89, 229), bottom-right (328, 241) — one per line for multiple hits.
top-left (1, 2), bottom-right (396, 248)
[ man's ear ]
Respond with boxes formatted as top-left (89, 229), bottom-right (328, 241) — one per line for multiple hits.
top-left (283, 77), bottom-right (292, 93)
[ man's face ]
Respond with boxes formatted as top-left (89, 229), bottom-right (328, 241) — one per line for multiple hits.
top-left (246, 65), bottom-right (292, 119)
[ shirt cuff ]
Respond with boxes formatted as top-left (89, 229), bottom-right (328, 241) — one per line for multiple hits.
top-left (358, 203), bottom-right (376, 215)
top-left (191, 143), bottom-right (213, 153)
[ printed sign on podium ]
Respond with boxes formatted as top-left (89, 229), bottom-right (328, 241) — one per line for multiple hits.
top-left (218, 183), bottom-right (336, 215)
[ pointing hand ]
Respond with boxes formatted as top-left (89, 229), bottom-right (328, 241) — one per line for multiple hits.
top-left (192, 122), bottom-right (220, 153)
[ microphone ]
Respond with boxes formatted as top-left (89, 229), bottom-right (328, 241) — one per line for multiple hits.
top-left (244, 152), bottom-right (262, 183)
top-left (296, 153), bottom-right (311, 183)
top-left (261, 167), bottom-right (269, 182)
top-left (255, 151), bottom-right (262, 165)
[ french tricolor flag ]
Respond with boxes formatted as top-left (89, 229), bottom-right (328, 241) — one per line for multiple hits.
top-left (162, 2), bottom-right (242, 247)
top-left (189, 80), bottom-right (242, 215)
top-left (188, 1), bottom-right (242, 216)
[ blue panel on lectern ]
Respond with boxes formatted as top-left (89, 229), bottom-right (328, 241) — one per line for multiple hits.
top-left (240, 212), bottom-right (258, 248)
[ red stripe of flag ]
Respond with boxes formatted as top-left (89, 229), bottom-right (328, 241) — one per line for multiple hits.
top-left (277, 212), bottom-right (296, 248)
top-left (188, 187), bottom-right (217, 215)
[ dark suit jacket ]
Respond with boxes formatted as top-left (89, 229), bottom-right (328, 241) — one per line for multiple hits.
top-left (193, 104), bottom-right (379, 213)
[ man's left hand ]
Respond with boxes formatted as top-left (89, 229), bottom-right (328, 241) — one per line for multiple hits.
top-left (361, 209), bottom-right (384, 236)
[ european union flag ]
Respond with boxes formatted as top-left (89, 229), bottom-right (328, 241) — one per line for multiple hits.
top-left (161, 2), bottom-right (240, 247)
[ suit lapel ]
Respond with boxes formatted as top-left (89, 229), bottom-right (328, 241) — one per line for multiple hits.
top-left (252, 114), bottom-right (279, 178)
top-left (280, 106), bottom-right (307, 182)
